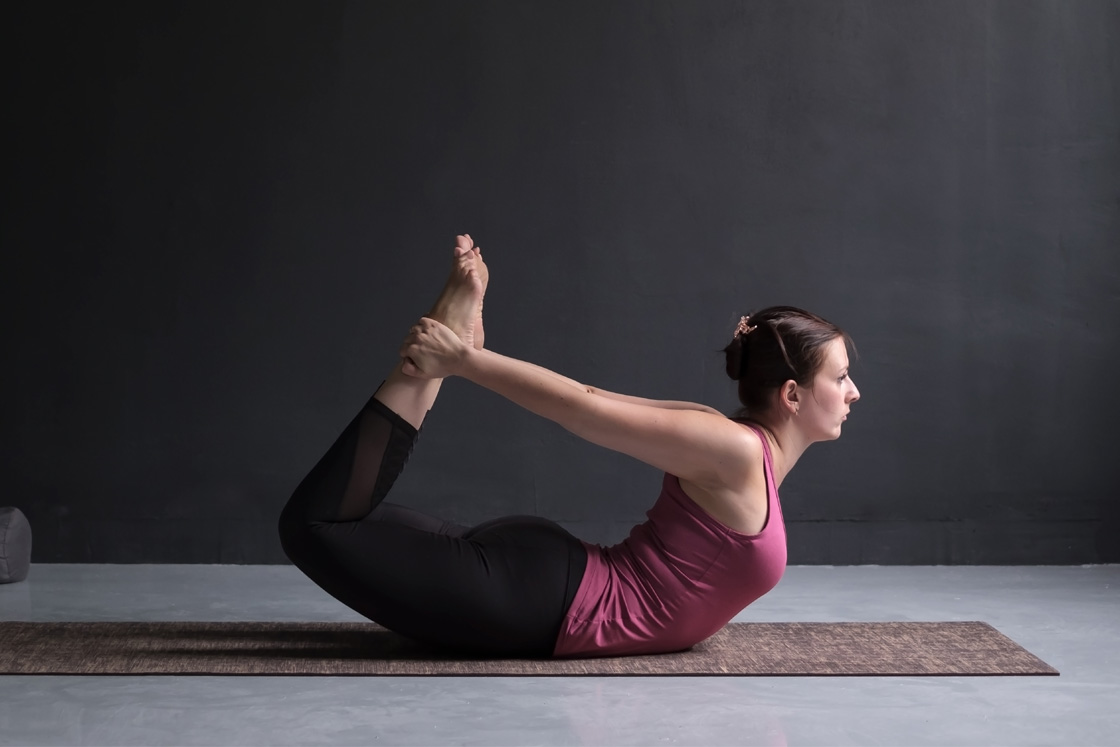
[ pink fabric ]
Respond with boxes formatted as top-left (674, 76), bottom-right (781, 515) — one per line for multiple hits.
top-left (552, 422), bottom-right (787, 658)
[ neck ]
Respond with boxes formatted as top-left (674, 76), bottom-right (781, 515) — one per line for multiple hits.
top-left (739, 412), bottom-right (813, 488)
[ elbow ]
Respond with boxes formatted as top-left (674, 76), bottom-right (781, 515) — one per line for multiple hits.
top-left (563, 388), bottom-right (602, 441)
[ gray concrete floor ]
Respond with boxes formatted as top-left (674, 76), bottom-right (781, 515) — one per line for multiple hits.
top-left (0, 564), bottom-right (1117, 747)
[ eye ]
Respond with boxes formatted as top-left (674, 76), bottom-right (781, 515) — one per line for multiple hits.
top-left (838, 374), bottom-right (848, 382)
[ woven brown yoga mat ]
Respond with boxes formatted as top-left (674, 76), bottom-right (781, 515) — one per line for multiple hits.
top-left (0, 620), bottom-right (1057, 676)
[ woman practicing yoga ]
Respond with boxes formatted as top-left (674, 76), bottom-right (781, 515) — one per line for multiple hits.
top-left (278, 234), bottom-right (860, 658)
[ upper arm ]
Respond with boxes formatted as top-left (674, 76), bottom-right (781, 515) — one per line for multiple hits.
top-left (566, 393), bottom-right (753, 488)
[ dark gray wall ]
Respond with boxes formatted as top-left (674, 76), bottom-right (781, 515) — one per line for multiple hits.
top-left (4, 1), bottom-right (1118, 564)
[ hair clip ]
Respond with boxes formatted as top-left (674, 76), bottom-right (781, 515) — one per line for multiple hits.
top-left (735, 315), bottom-right (757, 337)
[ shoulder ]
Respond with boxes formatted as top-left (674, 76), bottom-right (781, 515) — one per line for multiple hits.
top-left (689, 416), bottom-right (767, 492)
top-left (677, 420), bottom-right (770, 533)
top-left (710, 419), bottom-right (764, 485)
top-left (731, 420), bottom-right (766, 453)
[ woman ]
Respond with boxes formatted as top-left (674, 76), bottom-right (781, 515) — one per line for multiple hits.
top-left (278, 234), bottom-right (860, 658)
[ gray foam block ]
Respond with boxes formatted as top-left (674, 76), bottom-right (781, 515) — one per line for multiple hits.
top-left (0, 507), bottom-right (32, 583)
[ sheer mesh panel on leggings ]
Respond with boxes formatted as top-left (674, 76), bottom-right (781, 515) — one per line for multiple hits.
top-left (294, 394), bottom-right (421, 523)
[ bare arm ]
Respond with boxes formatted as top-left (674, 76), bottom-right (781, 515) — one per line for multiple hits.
top-left (399, 317), bottom-right (748, 485)
top-left (588, 387), bottom-right (724, 416)
top-left (452, 346), bottom-right (748, 487)
top-left (493, 352), bottom-right (723, 416)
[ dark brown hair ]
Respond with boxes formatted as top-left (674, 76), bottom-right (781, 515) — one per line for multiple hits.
top-left (723, 305), bottom-right (855, 417)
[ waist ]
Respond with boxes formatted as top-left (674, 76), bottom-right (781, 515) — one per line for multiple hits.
top-left (553, 533), bottom-right (786, 657)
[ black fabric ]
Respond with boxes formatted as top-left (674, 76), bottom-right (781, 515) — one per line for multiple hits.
top-left (278, 392), bottom-right (587, 658)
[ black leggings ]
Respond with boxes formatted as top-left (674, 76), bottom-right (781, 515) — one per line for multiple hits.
top-left (277, 391), bottom-right (587, 657)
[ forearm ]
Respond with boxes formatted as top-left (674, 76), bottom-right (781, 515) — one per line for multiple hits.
top-left (457, 348), bottom-right (594, 432)
top-left (455, 348), bottom-right (723, 433)
top-left (503, 359), bottom-right (712, 414)
top-left (509, 356), bottom-right (593, 396)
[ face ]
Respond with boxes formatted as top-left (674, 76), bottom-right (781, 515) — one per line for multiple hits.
top-left (797, 337), bottom-right (860, 441)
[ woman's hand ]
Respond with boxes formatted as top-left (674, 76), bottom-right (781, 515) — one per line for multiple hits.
top-left (400, 317), bottom-right (471, 379)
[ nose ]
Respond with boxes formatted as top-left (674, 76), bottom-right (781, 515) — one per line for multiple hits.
top-left (848, 378), bottom-right (860, 404)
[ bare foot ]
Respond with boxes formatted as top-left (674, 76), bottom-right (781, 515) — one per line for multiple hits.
top-left (428, 234), bottom-right (487, 350)
top-left (468, 235), bottom-right (488, 350)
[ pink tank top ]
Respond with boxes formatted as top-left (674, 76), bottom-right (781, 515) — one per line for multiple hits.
top-left (552, 422), bottom-right (786, 658)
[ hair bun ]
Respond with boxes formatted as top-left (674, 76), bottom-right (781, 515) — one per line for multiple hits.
top-left (724, 334), bottom-right (748, 381)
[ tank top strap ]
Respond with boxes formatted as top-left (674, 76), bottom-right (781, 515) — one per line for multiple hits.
top-left (737, 421), bottom-right (780, 517)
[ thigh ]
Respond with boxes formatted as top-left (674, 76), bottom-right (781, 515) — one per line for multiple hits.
top-left (367, 502), bottom-right (468, 537)
top-left (296, 515), bottom-right (586, 657)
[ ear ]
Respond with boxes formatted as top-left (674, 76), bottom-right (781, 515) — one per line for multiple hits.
top-left (779, 380), bottom-right (799, 414)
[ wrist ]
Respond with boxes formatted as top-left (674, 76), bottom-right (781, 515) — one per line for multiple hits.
top-left (456, 344), bottom-right (484, 380)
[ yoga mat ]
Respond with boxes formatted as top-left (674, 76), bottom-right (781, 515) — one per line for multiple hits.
top-left (0, 621), bottom-right (1057, 676)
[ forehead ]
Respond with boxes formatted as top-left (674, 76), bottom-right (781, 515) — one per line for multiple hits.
top-left (825, 337), bottom-right (849, 369)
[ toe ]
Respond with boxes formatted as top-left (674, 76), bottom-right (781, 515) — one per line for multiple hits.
top-left (454, 234), bottom-right (473, 256)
